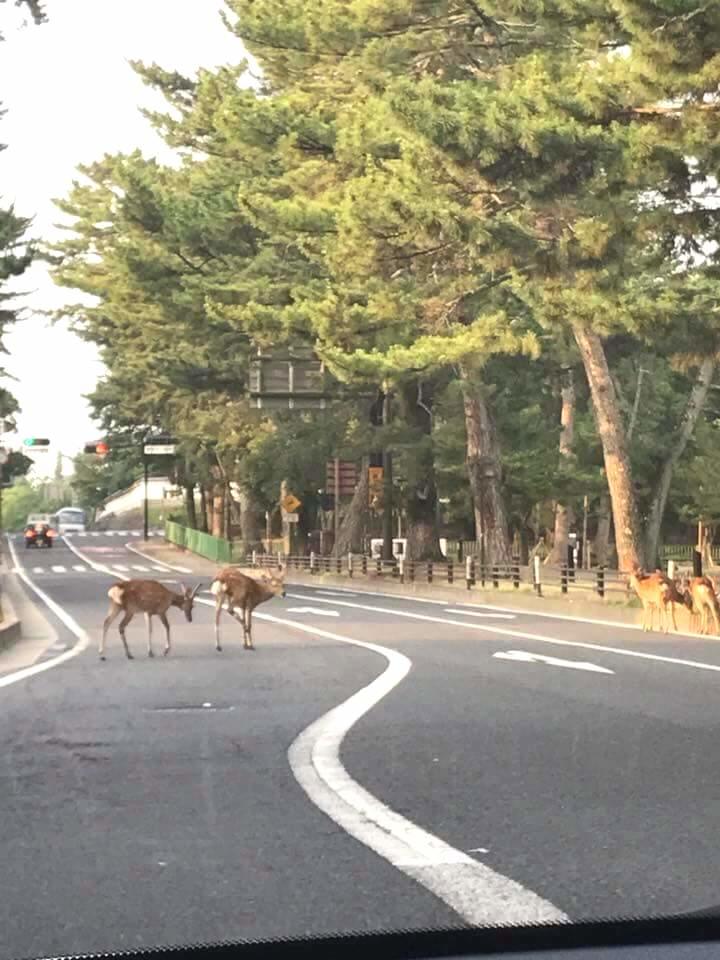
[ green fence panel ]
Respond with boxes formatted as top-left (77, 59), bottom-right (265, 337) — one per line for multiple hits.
top-left (165, 522), bottom-right (234, 563)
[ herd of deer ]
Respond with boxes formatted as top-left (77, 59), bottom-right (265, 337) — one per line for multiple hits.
top-left (99, 565), bottom-right (287, 660)
top-left (629, 569), bottom-right (720, 635)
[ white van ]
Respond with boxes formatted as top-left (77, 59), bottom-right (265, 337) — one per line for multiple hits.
top-left (56, 507), bottom-right (87, 535)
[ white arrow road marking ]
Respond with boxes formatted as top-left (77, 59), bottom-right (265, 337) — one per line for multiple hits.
top-left (444, 609), bottom-right (516, 620)
top-left (287, 606), bottom-right (340, 617)
top-left (493, 650), bottom-right (614, 674)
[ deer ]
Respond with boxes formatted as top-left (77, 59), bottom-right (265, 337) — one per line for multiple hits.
top-left (683, 576), bottom-right (720, 636)
top-left (100, 580), bottom-right (203, 660)
top-left (209, 565), bottom-right (286, 652)
top-left (628, 567), bottom-right (684, 633)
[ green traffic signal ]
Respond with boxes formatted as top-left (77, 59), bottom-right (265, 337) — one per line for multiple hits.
top-left (23, 438), bottom-right (50, 447)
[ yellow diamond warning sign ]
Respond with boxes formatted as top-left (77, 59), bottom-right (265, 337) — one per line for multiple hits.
top-left (281, 493), bottom-right (302, 514)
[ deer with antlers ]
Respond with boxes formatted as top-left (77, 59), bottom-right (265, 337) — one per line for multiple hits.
top-left (210, 565), bottom-right (286, 652)
top-left (100, 580), bottom-right (203, 660)
top-left (683, 576), bottom-right (720, 636)
top-left (628, 567), bottom-right (684, 633)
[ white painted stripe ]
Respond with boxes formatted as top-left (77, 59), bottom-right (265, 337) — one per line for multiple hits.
top-left (3, 537), bottom-right (90, 688)
top-left (259, 611), bottom-right (566, 925)
top-left (287, 606), bottom-right (340, 617)
top-left (112, 565), bottom-right (129, 572)
top-left (286, 593), bottom-right (720, 675)
top-left (317, 590), bottom-right (358, 597)
top-left (132, 565), bottom-right (149, 572)
top-left (91, 532), bottom-right (100, 537)
top-left (124, 541), bottom-right (189, 574)
top-left (73, 565), bottom-right (87, 573)
top-left (152, 565), bottom-right (168, 572)
top-left (493, 650), bottom-right (614, 675)
top-left (32, 566), bottom-right (43, 574)
top-left (51, 565), bottom-right (66, 573)
top-left (444, 609), bottom-right (516, 620)
top-left (131, 531), bottom-right (141, 537)
top-left (62, 536), bottom-right (127, 579)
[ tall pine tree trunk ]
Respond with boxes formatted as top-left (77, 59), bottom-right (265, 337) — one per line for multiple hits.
top-left (335, 458), bottom-right (369, 555)
top-left (572, 323), bottom-right (643, 572)
top-left (184, 483), bottom-right (197, 529)
top-left (548, 367), bottom-right (576, 565)
top-left (236, 486), bottom-right (262, 546)
top-left (644, 356), bottom-right (716, 566)
top-left (199, 486), bottom-right (209, 533)
top-left (460, 369), bottom-right (512, 565)
top-left (399, 380), bottom-right (442, 561)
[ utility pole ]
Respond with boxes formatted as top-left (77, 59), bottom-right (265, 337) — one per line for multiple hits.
top-left (382, 390), bottom-right (393, 562)
top-left (333, 457), bottom-right (340, 552)
top-left (143, 455), bottom-right (149, 541)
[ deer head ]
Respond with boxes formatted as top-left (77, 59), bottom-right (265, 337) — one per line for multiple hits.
top-left (260, 567), bottom-right (286, 599)
top-left (179, 582), bottom-right (204, 622)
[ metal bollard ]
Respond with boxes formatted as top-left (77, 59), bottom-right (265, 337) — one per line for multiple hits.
top-left (310, 551), bottom-right (317, 574)
top-left (561, 564), bottom-right (568, 594)
top-left (533, 555), bottom-right (542, 596)
top-left (251, 550), bottom-right (257, 568)
top-left (362, 554), bottom-right (367, 575)
top-left (428, 561), bottom-right (433, 583)
top-left (348, 552), bottom-right (353, 577)
top-left (448, 560), bottom-right (454, 584)
top-left (492, 565), bottom-right (499, 589)
top-left (409, 559), bottom-right (415, 582)
top-left (596, 566), bottom-right (605, 598)
top-left (667, 559), bottom-right (676, 582)
top-left (399, 555), bottom-right (405, 584)
top-left (376, 556), bottom-right (382, 575)
top-left (465, 555), bottom-right (473, 590)
top-left (512, 560), bottom-right (520, 589)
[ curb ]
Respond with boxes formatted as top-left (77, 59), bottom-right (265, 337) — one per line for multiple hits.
top-left (0, 570), bottom-right (22, 653)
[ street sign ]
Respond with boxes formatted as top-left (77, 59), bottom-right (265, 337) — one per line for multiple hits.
top-left (144, 444), bottom-right (177, 456)
top-left (284, 514), bottom-right (299, 523)
top-left (281, 493), bottom-right (302, 513)
top-left (325, 460), bottom-right (358, 498)
top-left (368, 466), bottom-right (383, 508)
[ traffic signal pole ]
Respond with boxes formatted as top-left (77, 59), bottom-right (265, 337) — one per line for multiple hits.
top-left (143, 456), bottom-right (149, 541)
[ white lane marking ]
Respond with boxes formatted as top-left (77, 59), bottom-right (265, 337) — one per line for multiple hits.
top-left (315, 582), bottom-right (712, 639)
top-left (33, 566), bottom-right (43, 574)
top-left (91, 532), bottom-right (100, 537)
top-left (469, 847), bottom-right (489, 854)
top-left (132, 565), bottom-right (149, 572)
top-left (131, 531), bottom-right (141, 537)
top-left (51, 565), bottom-right (66, 573)
top-left (493, 650), bottom-right (614, 675)
top-left (287, 606), bottom-right (340, 617)
top-left (256, 611), bottom-right (566, 925)
top-left (112, 565), bottom-right (129, 572)
top-left (286, 593), bottom-right (720, 675)
top-left (317, 589), bottom-right (358, 597)
top-left (2, 537), bottom-right (90, 689)
top-left (63, 537), bottom-right (125, 578)
top-left (444, 609), bottom-right (516, 620)
top-left (73, 565), bottom-right (87, 573)
top-left (153, 565), bottom-right (170, 572)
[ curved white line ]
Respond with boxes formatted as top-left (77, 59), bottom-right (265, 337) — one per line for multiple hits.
top-left (124, 541), bottom-right (190, 573)
top-left (2, 537), bottom-right (89, 689)
top-left (256, 611), bottom-right (567, 926)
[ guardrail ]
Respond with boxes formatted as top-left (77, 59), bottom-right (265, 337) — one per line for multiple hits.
top-left (238, 551), bottom-right (632, 601)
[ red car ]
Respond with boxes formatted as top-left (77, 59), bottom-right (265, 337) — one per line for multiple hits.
top-left (24, 521), bottom-right (56, 548)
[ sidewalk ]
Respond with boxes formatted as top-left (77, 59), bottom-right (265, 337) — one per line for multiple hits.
top-left (133, 539), bottom-right (668, 631)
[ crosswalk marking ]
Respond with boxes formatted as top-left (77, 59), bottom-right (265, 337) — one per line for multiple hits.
top-left (112, 565), bottom-right (129, 572)
top-left (73, 565), bottom-right (87, 572)
top-left (51, 565), bottom-right (66, 573)
top-left (152, 565), bottom-right (168, 572)
top-left (33, 567), bottom-right (43, 574)
top-left (132, 565), bottom-right (149, 572)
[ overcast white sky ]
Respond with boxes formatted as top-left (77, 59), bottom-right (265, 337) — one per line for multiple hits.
top-left (0, 0), bottom-right (243, 476)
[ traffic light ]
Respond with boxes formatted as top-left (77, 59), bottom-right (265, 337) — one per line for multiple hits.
top-left (84, 442), bottom-right (109, 456)
top-left (23, 438), bottom-right (50, 447)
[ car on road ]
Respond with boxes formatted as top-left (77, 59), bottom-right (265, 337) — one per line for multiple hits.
top-left (24, 518), bottom-right (57, 548)
top-left (56, 506), bottom-right (87, 535)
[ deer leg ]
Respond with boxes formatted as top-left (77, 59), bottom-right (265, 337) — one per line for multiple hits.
top-left (245, 606), bottom-right (255, 650)
top-left (146, 613), bottom-right (154, 657)
top-left (101, 602), bottom-right (122, 659)
top-left (668, 601), bottom-right (678, 633)
top-left (118, 612), bottom-right (134, 660)
top-left (710, 603), bottom-right (720, 636)
top-left (160, 612), bottom-right (171, 655)
top-left (214, 598), bottom-right (224, 652)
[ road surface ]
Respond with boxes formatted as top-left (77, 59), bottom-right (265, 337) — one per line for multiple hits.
top-left (2, 532), bottom-right (720, 957)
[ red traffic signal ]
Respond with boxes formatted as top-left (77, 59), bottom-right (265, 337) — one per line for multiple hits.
top-left (84, 441), bottom-right (109, 456)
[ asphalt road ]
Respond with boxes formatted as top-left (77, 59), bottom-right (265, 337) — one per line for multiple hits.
top-left (3, 533), bottom-right (720, 958)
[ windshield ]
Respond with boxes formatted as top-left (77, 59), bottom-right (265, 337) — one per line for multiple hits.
top-left (2, 1), bottom-right (720, 958)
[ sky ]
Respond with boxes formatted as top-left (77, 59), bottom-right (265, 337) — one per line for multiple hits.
top-left (0, 0), bottom-right (243, 476)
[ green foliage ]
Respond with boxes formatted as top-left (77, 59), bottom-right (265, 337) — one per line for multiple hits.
top-left (2, 479), bottom-right (63, 531)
